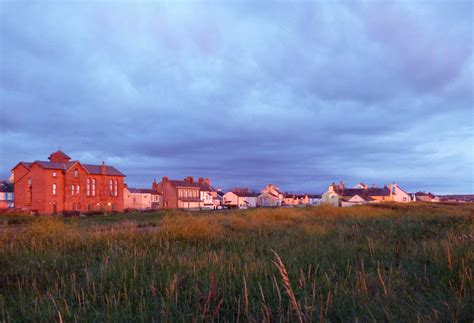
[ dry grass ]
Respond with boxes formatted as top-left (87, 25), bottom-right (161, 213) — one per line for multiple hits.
top-left (0, 203), bottom-right (473, 321)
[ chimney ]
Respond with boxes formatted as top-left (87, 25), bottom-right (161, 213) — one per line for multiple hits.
top-left (162, 176), bottom-right (169, 183)
top-left (185, 176), bottom-right (194, 183)
top-left (198, 177), bottom-right (204, 184)
top-left (101, 161), bottom-right (106, 175)
top-left (339, 180), bottom-right (345, 191)
top-left (204, 178), bottom-right (210, 185)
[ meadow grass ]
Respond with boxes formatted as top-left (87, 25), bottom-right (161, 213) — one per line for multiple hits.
top-left (0, 203), bottom-right (472, 322)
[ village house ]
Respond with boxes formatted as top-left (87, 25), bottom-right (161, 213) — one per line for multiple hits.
top-left (308, 194), bottom-right (322, 206)
top-left (322, 181), bottom-right (411, 207)
top-left (124, 184), bottom-right (162, 210)
top-left (282, 194), bottom-right (309, 206)
top-left (153, 176), bottom-right (210, 209)
top-left (197, 177), bottom-right (218, 210)
top-left (258, 184), bottom-right (283, 207)
top-left (223, 189), bottom-right (258, 209)
top-left (12, 150), bottom-right (126, 214)
top-left (412, 192), bottom-right (437, 202)
top-left (0, 179), bottom-right (14, 209)
top-left (213, 189), bottom-right (224, 209)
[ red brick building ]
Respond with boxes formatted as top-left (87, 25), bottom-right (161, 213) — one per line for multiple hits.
top-left (12, 150), bottom-right (126, 214)
top-left (153, 176), bottom-right (206, 209)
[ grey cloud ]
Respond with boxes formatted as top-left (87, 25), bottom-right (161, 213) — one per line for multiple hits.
top-left (0, 1), bottom-right (472, 194)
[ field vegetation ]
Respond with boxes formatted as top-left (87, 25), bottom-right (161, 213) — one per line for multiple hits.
top-left (0, 203), bottom-right (473, 322)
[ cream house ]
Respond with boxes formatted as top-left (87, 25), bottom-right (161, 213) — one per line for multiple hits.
top-left (124, 185), bottom-right (162, 210)
top-left (223, 190), bottom-right (258, 209)
top-left (322, 181), bottom-right (411, 207)
top-left (258, 184), bottom-right (283, 207)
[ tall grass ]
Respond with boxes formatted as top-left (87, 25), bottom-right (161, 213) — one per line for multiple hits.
top-left (0, 203), bottom-right (472, 321)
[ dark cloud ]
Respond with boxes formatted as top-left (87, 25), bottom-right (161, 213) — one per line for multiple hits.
top-left (0, 1), bottom-right (472, 194)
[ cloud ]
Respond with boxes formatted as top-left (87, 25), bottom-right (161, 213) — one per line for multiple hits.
top-left (0, 1), bottom-right (472, 194)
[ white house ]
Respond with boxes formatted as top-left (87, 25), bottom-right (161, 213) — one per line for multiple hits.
top-left (322, 181), bottom-right (412, 207)
top-left (223, 190), bottom-right (258, 209)
top-left (124, 186), bottom-right (162, 210)
top-left (258, 184), bottom-right (283, 207)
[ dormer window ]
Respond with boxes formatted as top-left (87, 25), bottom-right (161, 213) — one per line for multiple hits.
top-left (74, 169), bottom-right (79, 178)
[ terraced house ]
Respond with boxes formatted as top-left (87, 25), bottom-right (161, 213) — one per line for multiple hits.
top-left (152, 176), bottom-right (220, 209)
top-left (322, 181), bottom-right (411, 207)
top-left (12, 150), bottom-right (126, 214)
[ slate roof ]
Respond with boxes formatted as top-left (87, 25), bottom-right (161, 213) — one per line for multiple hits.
top-left (165, 179), bottom-right (216, 192)
top-left (335, 187), bottom-right (390, 197)
top-left (14, 160), bottom-right (125, 177)
top-left (168, 180), bottom-right (202, 188)
top-left (232, 191), bottom-right (259, 197)
top-left (128, 188), bottom-right (161, 194)
top-left (82, 164), bottom-right (125, 176)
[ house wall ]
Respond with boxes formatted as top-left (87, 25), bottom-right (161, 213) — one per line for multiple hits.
top-left (257, 192), bottom-right (281, 207)
top-left (223, 192), bottom-right (238, 207)
top-left (246, 197), bottom-right (257, 208)
top-left (322, 190), bottom-right (340, 207)
top-left (200, 191), bottom-right (214, 209)
top-left (390, 184), bottom-right (411, 203)
top-left (155, 181), bottom-right (178, 209)
top-left (13, 164), bottom-right (31, 211)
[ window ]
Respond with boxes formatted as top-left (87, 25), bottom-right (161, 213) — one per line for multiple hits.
top-left (77, 203), bottom-right (81, 210)
top-left (114, 180), bottom-right (118, 197)
top-left (27, 178), bottom-right (32, 204)
top-left (74, 169), bottom-right (79, 178)
top-left (52, 172), bottom-right (57, 178)
top-left (109, 179), bottom-right (113, 196)
top-left (403, 197), bottom-right (407, 201)
top-left (52, 183), bottom-right (57, 196)
top-left (76, 185), bottom-right (80, 195)
top-left (72, 203), bottom-right (76, 210)
top-left (72, 185), bottom-right (75, 195)
top-left (92, 179), bottom-right (96, 196)
top-left (88, 204), bottom-right (92, 211)
top-left (86, 178), bottom-right (90, 196)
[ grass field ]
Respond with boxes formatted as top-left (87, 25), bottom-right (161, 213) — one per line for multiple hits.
top-left (0, 203), bottom-right (472, 322)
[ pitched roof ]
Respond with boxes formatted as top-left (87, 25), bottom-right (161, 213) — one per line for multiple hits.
top-left (232, 191), bottom-right (259, 197)
top-left (335, 187), bottom-right (390, 197)
top-left (81, 164), bottom-right (125, 176)
top-left (13, 160), bottom-right (125, 177)
top-left (168, 180), bottom-right (202, 188)
top-left (35, 160), bottom-right (74, 170)
top-left (128, 188), bottom-right (160, 194)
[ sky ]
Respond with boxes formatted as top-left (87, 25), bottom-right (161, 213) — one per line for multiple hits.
top-left (0, 0), bottom-right (473, 194)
